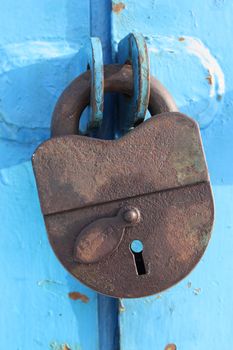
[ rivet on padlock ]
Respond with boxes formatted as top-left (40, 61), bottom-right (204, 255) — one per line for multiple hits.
top-left (74, 207), bottom-right (141, 264)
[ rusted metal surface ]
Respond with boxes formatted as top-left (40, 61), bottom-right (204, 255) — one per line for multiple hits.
top-left (43, 181), bottom-right (213, 298)
top-left (32, 107), bottom-right (214, 297)
top-left (51, 64), bottom-right (178, 137)
top-left (33, 113), bottom-right (208, 215)
top-left (68, 291), bottom-right (89, 303)
top-left (74, 207), bottom-right (141, 264)
top-left (117, 33), bottom-right (150, 134)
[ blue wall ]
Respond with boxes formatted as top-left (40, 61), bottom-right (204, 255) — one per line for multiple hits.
top-left (0, 1), bottom-right (101, 349)
top-left (112, 1), bottom-right (233, 349)
top-left (1, 0), bottom-right (232, 349)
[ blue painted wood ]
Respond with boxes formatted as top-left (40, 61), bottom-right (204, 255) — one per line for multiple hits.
top-left (90, 3), bottom-right (120, 350)
top-left (98, 295), bottom-right (119, 350)
top-left (2, 1), bottom-right (231, 349)
top-left (0, 1), bottom-right (102, 349)
top-left (112, 1), bottom-right (233, 349)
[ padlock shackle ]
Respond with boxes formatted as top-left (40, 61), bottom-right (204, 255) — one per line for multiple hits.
top-left (51, 64), bottom-right (178, 137)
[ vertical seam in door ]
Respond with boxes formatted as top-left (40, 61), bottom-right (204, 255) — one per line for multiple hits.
top-left (90, 0), bottom-right (113, 63)
top-left (89, 3), bottom-right (120, 350)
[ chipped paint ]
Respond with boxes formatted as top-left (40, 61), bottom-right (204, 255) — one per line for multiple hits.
top-left (63, 345), bottom-right (71, 350)
top-left (50, 342), bottom-right (80, 350)
top-left (206, 74), bottom-right (213, 85)
top-left (119, 299), bottom-right (126, 312)
top-left (147, 34), bottom-right (225, 128)
top-left (149, 35), bottom-right (225, 99)
top-left (113, 2), bottom-right (233, 350)
top-left (165, 344), bottom-right (177, 350)
top-left (68, 291), bottom-right (89, 303)
top-left (0, 0), bottom-right (102, 349)
top-left (193, 288), bottom-right (202, 296)
top-left (185, 36), bottom-right (225, 98)
top-left (112, 2), bottom-right (126, 13)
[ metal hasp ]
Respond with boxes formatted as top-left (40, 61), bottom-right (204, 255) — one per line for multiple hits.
top-left (117, 33), bottom-right (150, 135)
top-left (80, 37), bottom-right (104, 134)
top-left (32, 63), bottom-right (214, 298)
top-left (51, 64), bottom-right (177, 136)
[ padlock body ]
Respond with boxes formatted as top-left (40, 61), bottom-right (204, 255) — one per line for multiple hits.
top-left (32, 112), bottom-right (214, 298)
top-left (45, 182), bottom-right (213, 298)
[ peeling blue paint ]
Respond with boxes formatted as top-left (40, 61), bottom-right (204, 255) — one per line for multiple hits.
top-left (1, 0), bottom-right (232, 349)
top-left (0, 1), bottom-right (100, 349)
top-left (112, 1), bottom-right (233, 349)
top-left (50, 341), bottom-right (80, 350)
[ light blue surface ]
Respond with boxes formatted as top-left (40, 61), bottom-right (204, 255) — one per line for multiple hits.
top-left (1, 0), bottom-right (232, 349)
top-left (112, 1), bottom-right (233, 349)
top-left (0, 1), bottom-right (101, 349)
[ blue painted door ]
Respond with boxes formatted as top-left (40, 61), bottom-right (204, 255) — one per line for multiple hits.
top-left (0, 1), bottom-right (105, 349)
top-left (112, 1), bottom-right (233, 349)
top-left (0, 1), bottom-right (232, 349)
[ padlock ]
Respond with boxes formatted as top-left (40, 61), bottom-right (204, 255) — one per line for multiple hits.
top-left (32, 64), bottom-right (214, 298)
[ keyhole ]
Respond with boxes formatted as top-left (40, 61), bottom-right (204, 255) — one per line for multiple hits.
top-left (130, 240), bottom-right (147, 275)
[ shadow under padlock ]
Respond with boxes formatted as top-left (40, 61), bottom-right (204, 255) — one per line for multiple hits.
top-left (32, 61), bottom-right (214, 298)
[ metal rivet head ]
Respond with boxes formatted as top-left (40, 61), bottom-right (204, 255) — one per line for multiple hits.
top-left (123, 208), bottom-right (141, 224)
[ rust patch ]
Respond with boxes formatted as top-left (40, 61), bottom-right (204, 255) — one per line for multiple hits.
top-left (178, 37), bottom-right (185, 42)
top-left (63, 345), bottom-right (71, 350)
top-left (68, 291), bottom-right (89, 303)
top-left (112, 2), bottom-right (125, 13)
top-left (206, 74), bottom-right (213, 85)
top-left (165, 344), bottom-right (177, 350)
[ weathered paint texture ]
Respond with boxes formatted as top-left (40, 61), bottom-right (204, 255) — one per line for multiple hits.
top-left (112, 0), bottom-right (233, 349)
top-left (0, 1), bottom-right (100, 349)
top-left (1, 0), bottom-right (232, 349)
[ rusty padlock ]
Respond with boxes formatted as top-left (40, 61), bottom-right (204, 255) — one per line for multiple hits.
top-left (32, 64), bottom-right (214, 298)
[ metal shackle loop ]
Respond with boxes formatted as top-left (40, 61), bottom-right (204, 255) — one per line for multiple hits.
top-left (51, 64), bottom-right (178, 137)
